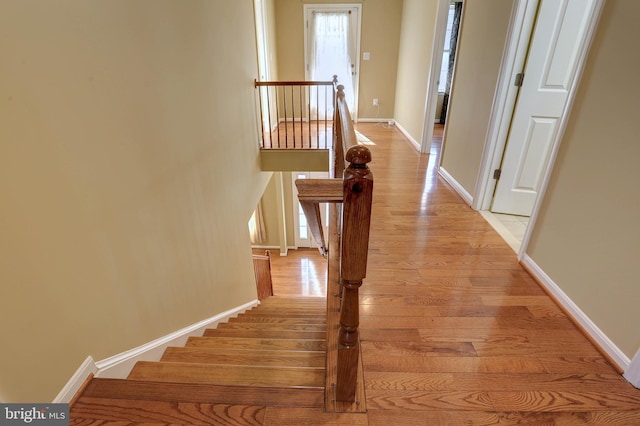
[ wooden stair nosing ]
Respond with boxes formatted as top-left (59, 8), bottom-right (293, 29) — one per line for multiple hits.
top-left (202, 328), bottom-right (326, 340)
top-left (186, 336), bottom-right (327, 352)
top-left (78, 378), bottom-right (324, 408)
top-left (228, 316), bottom-right (326, 325)
top-left (160, 346), bottom-right (326, 368)
top-left (258, 296), bottom-right (326, 305)
top-left (216, 322), bottom-right (327, 332)
top-left (237, 312), bottom-right (327, 319)
top-left (128, 361), bottom-right (326, 388)
top-left (71, 397), bottom-right (266, 425)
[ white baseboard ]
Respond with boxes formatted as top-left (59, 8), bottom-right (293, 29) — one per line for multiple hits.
top-left (53, 300), bottom-right (258, 402)
top-left (251, 245), bottom-right (297, 252)
top-left (393, 121), bottom-right (421, 152)
top-left (95, 299), bottom-right (258, 378)
top-left (438, 167), bottom-right (473, 206)
top-left (53, 356), bottom-right (97, 403)
top-left (357, 118), bottom-right (395, 125)
top-left (623, 348), bottom-right (640, 388)
top-left (520, 254), bottom-right (630, 373)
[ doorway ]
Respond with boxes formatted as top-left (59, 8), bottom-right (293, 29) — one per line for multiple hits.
top-left (438, 1), bottom-right (463, 125)
top-left (476, 0), bottom-right (604, 253)
top-left (291, 172), bottom-right (329, 249)
top-left (304, 4), bottom-right (361, 119)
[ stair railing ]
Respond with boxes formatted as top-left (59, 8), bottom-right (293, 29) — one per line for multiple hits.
top-left (255, 76), bottom-right (338, 149)
top-left (295, 85), bottom-right (373, 406)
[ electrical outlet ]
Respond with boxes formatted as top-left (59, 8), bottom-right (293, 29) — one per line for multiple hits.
top-left (373, 98), bottom-right (379, 106)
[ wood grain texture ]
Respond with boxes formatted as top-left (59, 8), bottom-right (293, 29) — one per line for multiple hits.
top-left (81, 379), bottom-right (324, 407)
top-left (71, 397), bottom-right (265, 425)
top-left (128, 362), bottom-right (325, 388)
top-left (70, 124), bottom-right (640, 424)
top-left (258, 124), bottom-right (640, 423)
top-left (71, 296), bottom-right (329, 423)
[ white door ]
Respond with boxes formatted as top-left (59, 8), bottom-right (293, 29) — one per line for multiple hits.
top-left (491, 0), bottom-right (600, 216)
top-left (304, 4), bottom-right (361, 119)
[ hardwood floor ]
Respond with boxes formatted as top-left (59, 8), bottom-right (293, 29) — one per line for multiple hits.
top-left (74, 124), bottom-right (639, 424)
top-left (264, 123), bottom-right (640, 425)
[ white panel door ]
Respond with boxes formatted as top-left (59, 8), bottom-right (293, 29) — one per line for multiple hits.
top-left (491, 0), bottom-right (599, 216)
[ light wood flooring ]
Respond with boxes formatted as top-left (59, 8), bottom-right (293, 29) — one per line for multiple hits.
top-left (263, 123), bottom-right (640, 425)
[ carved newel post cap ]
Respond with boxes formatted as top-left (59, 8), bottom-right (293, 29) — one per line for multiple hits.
top-left (346, 145), bottom-right (372, 167)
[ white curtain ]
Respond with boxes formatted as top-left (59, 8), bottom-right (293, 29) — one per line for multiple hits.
top-left (249, 203), bottom-right (266, 244)
top-left (309, 11), bottom-right (354, 120)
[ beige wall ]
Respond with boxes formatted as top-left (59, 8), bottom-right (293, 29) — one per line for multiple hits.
top-left (393, 0), bottom-right (439, 141)
top-left (258, 173), bottom-right (296, 248)
top-left (266, 0), bottom-right (280, 80)
top-left (440, 0), bottom-right (513, 194)
top-left (274, 0), bottom-right (403, 119)
top-left (527, 0), bottom-right (640, 358)
top-left (0, 0), bottom-right (270, 402)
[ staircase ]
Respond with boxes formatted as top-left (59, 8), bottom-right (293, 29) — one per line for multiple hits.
top-left (70, 296), bottom-right (327, 424)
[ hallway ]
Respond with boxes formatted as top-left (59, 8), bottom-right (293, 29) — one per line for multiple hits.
top-left (269, 123), bottom-right (640, 424)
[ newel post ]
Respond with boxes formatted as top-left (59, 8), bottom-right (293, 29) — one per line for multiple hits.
top-left (336, 145), bottom-right (373, 402)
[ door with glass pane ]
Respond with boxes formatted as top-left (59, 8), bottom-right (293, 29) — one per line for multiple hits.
top-left (292, 172), bottom-right (329, 248)
top-left (304, 4), bottom-right (361, 119)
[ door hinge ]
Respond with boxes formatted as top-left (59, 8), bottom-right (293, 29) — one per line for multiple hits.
top-left (514, 73), bottom-right (525, 87)
top-left (493, 169), bottom-right (502, 180)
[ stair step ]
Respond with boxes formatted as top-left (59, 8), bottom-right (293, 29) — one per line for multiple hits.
top-left (259, 296), bottom-right (325, 307)
top-left (161, 347), bottom-right (326, 367)
top-left (186, 336), bottom-right (327, 351)
top-left (128, 362), bottom-right (325, 388)
top-left (228, 316), bottom-right (325, 325)
top-left (203, 327), bottom-right (326, 340)
top-left (72, 397), bottom-right (266, 425)
top-left (78, 378), bottom-right (324, 407)
top-left (217, 322), bottom-right (326, 332)
top-left (239, 310), bottom-right (326, 318)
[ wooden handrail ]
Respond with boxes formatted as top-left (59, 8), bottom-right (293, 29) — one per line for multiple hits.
top-left (333, 85), bottom-right (360, 178)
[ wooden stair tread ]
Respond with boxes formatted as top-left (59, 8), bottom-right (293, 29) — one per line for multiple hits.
top-left (186, 336), bottom-right (327, 351)
top-left (78, 378), bottom-right (324, 407)
top-left (128, 361), bottom-right (325, 388)
top-left (228, 316), bottom-right (325, 325)
top-left (203, 327), bottom-right (326, 340)
top-left (71, 397), bottom-right (266, 425)
top-left (217, 322), bottom-right (326, 332)
top-left (258, 296), bottom-right (325, 305)
top-left (70, 296), bottom-right (331, 422)
top-left (161, 347), bottom-right (326, 367)
top-left (237, 311), bottom-right (326, 319)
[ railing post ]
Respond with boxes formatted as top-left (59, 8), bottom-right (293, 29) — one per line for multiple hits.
top-left (336, 145), bottom-right (373, 402)
top-left (333, 85), bottom-right (346, 178)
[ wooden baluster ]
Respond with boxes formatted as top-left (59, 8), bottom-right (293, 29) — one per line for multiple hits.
top-left (336, 145), bottom-right (373, 402)
top-left (333, 85), bottom-right (345, 178)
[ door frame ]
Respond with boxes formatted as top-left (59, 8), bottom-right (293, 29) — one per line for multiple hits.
top-left (303, 3), bottom-right (362, 120)
top-left (473, 0), bottom-right (605, 258)
top-left (420, 0), bottom-right (453, 154)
